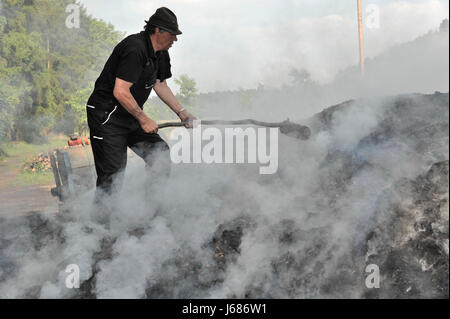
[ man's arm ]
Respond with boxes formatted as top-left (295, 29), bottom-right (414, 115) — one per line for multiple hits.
top-left (154, 80), bottom-right (197, 127)
top-left (113, 77), bottom-right (158, 133)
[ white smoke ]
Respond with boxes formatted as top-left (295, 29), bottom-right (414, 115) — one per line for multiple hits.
top-left (79, 0), bottom-right (449, 92)
top-left (0, 91), bottom-right (447, 298)
top-left (0, 7), bottom-right (448, 299)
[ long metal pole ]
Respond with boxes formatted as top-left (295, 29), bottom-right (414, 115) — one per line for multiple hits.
top-left (357, 0), bottom-right (365, 75)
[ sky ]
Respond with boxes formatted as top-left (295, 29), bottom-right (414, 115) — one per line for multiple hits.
top-left (78, 0), bottom-right (449, 93)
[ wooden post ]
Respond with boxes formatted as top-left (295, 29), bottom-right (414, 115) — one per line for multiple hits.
top-left (357, 0), bottom-right (365, 75)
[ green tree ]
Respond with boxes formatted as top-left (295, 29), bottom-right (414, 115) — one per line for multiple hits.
top-left (0, 0), bottom-right (124, 143)
top-left (174, 74), bottom-right (198, 107)
top-left (66, 85), bottom-right (93, 135)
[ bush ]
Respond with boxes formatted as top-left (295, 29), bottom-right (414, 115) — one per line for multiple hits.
top-left (0, 146), bottom-right (7, 160)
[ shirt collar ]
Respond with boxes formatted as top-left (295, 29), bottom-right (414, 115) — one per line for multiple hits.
top-left (141, 30), bottom-right (156, 60)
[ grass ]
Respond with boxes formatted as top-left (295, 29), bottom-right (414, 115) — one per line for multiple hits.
top-left (1, 135), bottom-right (67, 157)
top-left (1, 134), bottom-right (68, 186)
top-left (9, 170), bottom-right (55, 186)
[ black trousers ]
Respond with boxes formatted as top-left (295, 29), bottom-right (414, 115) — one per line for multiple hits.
top-left (86, 104), bottom-right (170, 194)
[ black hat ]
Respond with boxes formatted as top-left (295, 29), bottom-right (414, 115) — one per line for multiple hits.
top-left (148, 7), bottom-right (182, 35)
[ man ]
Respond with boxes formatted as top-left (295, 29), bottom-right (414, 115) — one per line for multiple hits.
top-left (86, 7), bottom-right (195, 194)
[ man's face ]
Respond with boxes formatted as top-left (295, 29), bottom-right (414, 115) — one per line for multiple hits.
top-left (156, 28), bottom-right (178, 50)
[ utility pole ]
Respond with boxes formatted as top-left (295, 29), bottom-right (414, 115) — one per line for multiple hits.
top-left (357, 0), bottom-right (365, 75)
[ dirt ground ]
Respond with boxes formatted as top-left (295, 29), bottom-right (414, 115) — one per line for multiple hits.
top-left (0, 144), bottom-right (144, 219)
top-left (0, 153), bottom-right (58, 219)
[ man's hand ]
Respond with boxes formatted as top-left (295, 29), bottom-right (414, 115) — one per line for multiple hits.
top-left (114, 77), bottom-right (160, 133)
top-left (178, 110), bottom-right (197, 128)
top-left (137, 113), bottom-right (159, 133)
top-left (154, 81), bottom-right (197, 128)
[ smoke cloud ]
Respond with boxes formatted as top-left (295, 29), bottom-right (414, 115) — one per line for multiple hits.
top-left (0, 4), bottom-right (448, 299)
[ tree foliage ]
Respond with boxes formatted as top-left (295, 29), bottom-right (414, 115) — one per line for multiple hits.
top-left (174, 74), bottom-right (198, 107)
top-left (144, 74), bottom-right (200, 122)
top-left (0, 0), bottom-right (124, 143)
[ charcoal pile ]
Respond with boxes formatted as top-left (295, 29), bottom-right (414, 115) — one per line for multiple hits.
top-left (0, 92), bottom-right (448, 299)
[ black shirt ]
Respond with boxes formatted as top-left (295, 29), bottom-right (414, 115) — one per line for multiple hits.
top-left (87, 31), bottom-right (172, 114)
